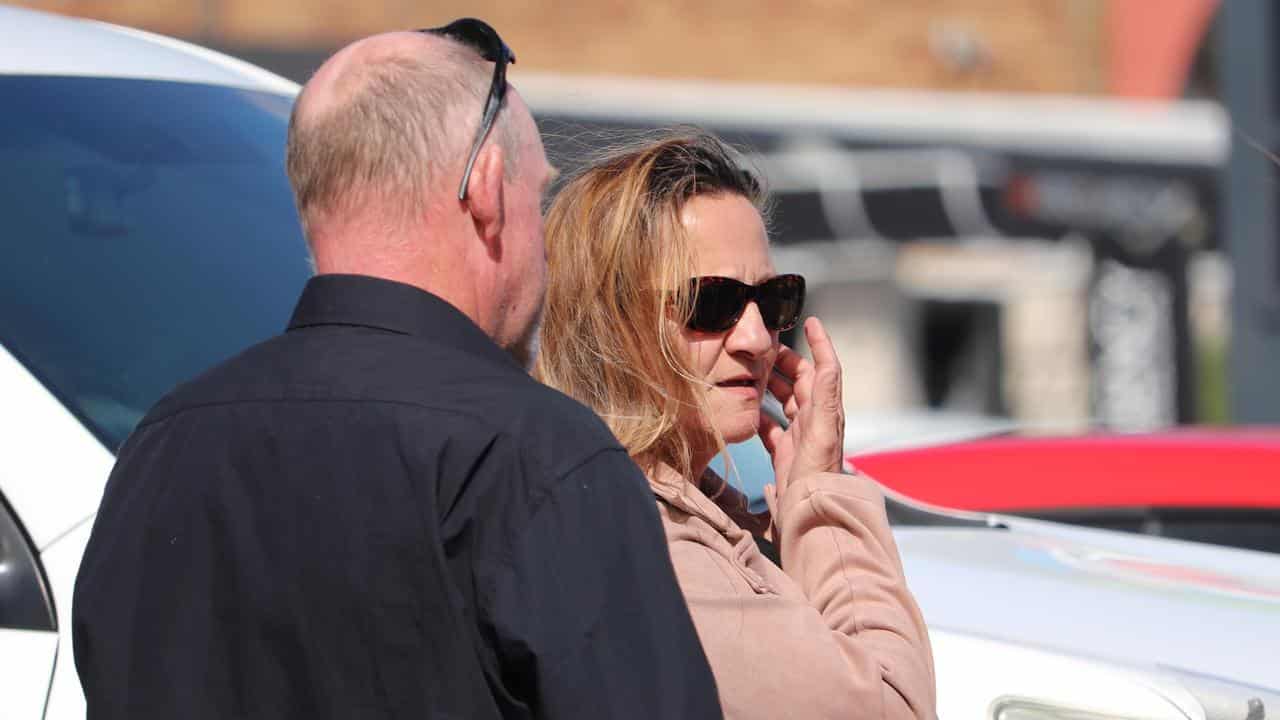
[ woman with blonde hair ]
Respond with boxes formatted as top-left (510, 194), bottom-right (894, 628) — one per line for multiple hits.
top-left (535, 129), bottom-right (936, 719)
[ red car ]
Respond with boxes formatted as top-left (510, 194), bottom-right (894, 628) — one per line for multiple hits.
top-left (848, 429), bottom-right (1280, 554)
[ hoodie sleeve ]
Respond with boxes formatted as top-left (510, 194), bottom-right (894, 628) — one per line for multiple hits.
top-left (773, 470), bottom-right (936, 718)
top-left (660, 467), bottom-right (935, 719)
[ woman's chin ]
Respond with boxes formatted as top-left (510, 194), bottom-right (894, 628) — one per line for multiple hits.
top-left (717, 416), bottom-right (761, 446)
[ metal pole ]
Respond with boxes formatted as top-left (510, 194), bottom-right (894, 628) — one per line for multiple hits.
top-left (199, 0), bottom-right (220, 43)
top-left (1219, 0), bottom-right (1280, 422)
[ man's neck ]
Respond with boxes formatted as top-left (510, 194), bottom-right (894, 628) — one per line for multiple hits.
top-left (306, 217), bottom-right (505, 347)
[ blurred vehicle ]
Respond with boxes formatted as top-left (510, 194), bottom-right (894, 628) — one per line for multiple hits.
top-left (0, 6), bottom-right (308, 719)
top-left (726, 435), bottom-right (1280, 716)
top-left (1, 6), bottom-right (1276, 720)
top-left (850, 430), bottom-right (1280, 554)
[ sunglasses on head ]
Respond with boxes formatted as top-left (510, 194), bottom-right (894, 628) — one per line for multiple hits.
top-left (418, 18), bottom-right (515, 201)
top-left (686, 274), bottom-right (806, 333)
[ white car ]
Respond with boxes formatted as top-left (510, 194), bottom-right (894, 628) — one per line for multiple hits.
top-left (1, 6), bottom-right (1277, 719)
top-left (0, 6), bottom-right (308, 718)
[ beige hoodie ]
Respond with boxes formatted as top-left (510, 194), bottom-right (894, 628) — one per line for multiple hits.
top-left (649, 465), bottom-right (936, 719)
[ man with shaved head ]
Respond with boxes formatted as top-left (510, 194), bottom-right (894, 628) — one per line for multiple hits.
top-left (73, 20), bottom-right (722, 720)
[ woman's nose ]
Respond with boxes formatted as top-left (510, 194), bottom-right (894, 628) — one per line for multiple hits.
top-left (725, 301), bottom-right (774, 356)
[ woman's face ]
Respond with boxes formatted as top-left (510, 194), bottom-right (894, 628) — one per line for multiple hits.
top-left (677, 192), bottom-right (781, 447)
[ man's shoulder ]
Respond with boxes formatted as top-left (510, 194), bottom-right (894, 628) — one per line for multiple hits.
top-left (499, 377), bottom-right (602, 425)
top-left (137, 332), bottom-right (296, 424)
top-left (139, 328), bottom-right (510, 422)
top-left (137, 329), bottom-right (621, 462)
top-left (474, 374), bottom-right (626, 475)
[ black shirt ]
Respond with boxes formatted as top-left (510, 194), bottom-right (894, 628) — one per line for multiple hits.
top-left (73, 274), bottom-right (722, 720)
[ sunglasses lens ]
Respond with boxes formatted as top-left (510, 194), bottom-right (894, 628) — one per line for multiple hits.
top-left (758, 275), bottom-right (805, 331)
top-left (684, 275), bottom-right (806, 332)
top-left (688, 279), bottom-right (748, 332)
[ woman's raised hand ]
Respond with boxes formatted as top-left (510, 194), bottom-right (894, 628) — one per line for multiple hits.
top-left (759, 317), bottom-right (845, 507)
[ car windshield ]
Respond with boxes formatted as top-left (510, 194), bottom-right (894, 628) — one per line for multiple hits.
top-left (0, 76), bottom-right (311, 449)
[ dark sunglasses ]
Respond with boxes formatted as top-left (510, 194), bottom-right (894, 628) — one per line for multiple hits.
top-left (419, 18), bottom-right (515, 201)
top-left (686, 274), bottom-right (806, 333)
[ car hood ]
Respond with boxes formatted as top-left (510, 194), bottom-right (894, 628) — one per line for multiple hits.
top-left (895, 517), bottom-right (1280, 690)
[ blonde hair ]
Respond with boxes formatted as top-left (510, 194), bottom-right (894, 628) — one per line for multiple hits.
top-left (535, 128), bottom-right (767, 481)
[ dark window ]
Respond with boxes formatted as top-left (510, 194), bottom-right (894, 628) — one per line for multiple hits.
top-left (0, 76), bottom-right (311, 450)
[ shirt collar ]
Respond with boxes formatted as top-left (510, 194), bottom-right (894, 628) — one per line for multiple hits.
top-left (287, 273), bottom-right (520, 370)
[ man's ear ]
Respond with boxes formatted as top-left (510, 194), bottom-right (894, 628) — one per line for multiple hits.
top-left (463, 142), bottom-right (506, 257)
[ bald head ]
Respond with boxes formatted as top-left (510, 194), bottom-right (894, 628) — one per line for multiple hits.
top-left (284, 26), bottom-right (555, 357)
top-left (286, 30), bottom-right (520, 241)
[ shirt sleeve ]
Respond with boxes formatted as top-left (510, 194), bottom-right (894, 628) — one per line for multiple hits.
top-left (483, 448), bottom-right (724, 719)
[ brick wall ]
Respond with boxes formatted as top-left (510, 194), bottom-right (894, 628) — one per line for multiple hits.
top-left (13, 0), bottom-right (1108, 93)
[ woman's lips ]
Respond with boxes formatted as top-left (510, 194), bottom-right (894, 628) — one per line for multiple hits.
top-left (715, 378), bottom-right (761, 398)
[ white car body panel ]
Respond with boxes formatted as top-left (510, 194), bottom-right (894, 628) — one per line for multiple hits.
top-left (40, 521), bottom-right (93, 720)
top-left (0, 629), bottom-right (59, 719)
top-left (0, 5), bottom-right (296, 95)
top-left (930, 629), bottom-right (1204, 719)
top-left (898, 522), bottom-right (1280, 690)
top-left (0, 344), bottom-right (113, 550)
top-left (840, 410), bottom-right (1022, 455)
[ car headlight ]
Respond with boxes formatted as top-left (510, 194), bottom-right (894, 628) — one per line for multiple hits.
top-left (932, 629), bottom-right (1276, 720)
top-left (1161, 667), bottom-right (1274, 720)
top-left (992, 700), bottom-right (1164, 720)
top-left (989, 671), bottom-right (1274, 720)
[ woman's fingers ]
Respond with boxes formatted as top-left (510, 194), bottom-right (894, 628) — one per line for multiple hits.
top-left (784, 318), bottom-right (845, 476)
top-left (803, 317), bottom-right (839, 371)
top-left (774, 345), bottom-right (814, 412)
top-left (763, 484), bottom-right (779, 529)
top-left (803, 317), bottom-right (843, 413)
top-left (766, 368), bottom-right (794, 412)
top-left (758, 410), bottom-right (785, 457)
top-left (758, 411), bottom-right (792, 495)
top-left (767, 380), bottom-right (801, 423)
top-left (763, 319), bottom-right (847, 480)
top-left (773, 345), bottom-right (810, 386)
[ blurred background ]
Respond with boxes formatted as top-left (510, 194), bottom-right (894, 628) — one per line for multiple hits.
top-left (15, 0), bottom-right (1278, 443)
